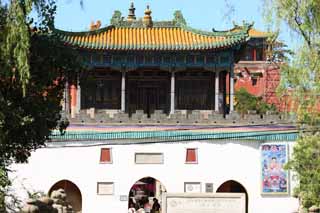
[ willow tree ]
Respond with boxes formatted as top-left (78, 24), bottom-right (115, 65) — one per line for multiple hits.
top-left (264, 0), bottom-right (320, 209)
top-left (0, 0), bottom-right (81, 211)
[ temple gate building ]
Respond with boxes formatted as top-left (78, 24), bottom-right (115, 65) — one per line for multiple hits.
top-left (11, 4), bottom-right (299, 213)
top-left (56, 3), bottom-right (280, 121)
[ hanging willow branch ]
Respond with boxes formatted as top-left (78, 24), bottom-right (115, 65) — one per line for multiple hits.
top-left (2, 0), bottom-right (61, 95)
top-left (4, 0), bottom-right (31, 95)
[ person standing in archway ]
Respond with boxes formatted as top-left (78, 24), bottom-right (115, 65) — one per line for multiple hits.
top-left (137, 201), bottom-right (146, 213)
top-left (151, 198), bottom-right (160, 213)
top-left (128, 203), bottom-right (137, 213)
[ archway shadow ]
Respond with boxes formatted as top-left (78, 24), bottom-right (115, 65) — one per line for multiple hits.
top-left (128, 176), bottom-right (166, 212)
top-left (216, 180), bottom-right (248, 213)
top-left (49, 179), bottom-right (82, 213)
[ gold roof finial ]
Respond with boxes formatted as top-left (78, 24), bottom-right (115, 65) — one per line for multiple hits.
top-left (143, 4), bottom-right (153, 27)
top-left (127, 1), bottom-right (136, 22)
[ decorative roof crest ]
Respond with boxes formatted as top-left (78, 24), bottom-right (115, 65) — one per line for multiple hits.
top-left (143, 5), bottom-right (153, 27)
top-left (127, 1), bottom-right (136, 22)
top-left (90, 20), bottom-right (101, 31)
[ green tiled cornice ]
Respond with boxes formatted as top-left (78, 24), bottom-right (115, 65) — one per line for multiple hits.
top-left (50, 130), bottom-right (298, 143)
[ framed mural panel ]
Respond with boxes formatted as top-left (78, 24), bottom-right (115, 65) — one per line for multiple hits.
top-left (261, 144), bottom-right (289, 195)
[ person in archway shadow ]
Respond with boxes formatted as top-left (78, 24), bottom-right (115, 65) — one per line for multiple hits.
top-left (128, 198), bottom-right (137, 213)
top-left (128, 203), bottom-right (137, 213)
top-left (151, 198), bottom-right (160, 213)
top-left (137, 200), bottom-right (146, 213)
top-left (143, 197), bottom-right (151, 213)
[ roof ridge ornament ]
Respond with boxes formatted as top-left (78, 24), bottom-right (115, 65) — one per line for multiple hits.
top-left (232, 21), bottom-right (254, 31)
top-left (143, 5), bottom-right (153, 27)
top-left (127, 1), bottom-right (136, 22)
top-left (90, 20), bottom-right (101, 31)
top-left (211, 21), bottom-right (253, 36)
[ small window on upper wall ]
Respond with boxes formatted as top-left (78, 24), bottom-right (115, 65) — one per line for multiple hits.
top-left (252, 78), bottom-right (258, 86)
top-left (186, 148), bottom-right (198, 164)
top-left (100, 148), bottom-right (112, 163)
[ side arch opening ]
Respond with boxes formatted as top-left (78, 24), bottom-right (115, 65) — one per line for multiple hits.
top-left (49, 179), bottom-right (82, 213)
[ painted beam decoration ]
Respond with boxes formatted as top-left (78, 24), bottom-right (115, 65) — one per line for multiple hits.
top-left (261, 144), bottom-right (289, 194)
top-left (82, 51), bottom-right (233, 70)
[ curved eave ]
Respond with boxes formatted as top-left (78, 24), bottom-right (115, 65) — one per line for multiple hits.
top-left (59, 36), bottom-right (248, 51)
top-left (52, 26), bottom-right (115, 36)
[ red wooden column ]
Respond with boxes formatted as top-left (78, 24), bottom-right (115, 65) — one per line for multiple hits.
top-left (229, 65), bottom-right (234, 112)
top-left (70, 84), bottom-right (77, 118)
top-left (253, 48), bottom-right (257, 61)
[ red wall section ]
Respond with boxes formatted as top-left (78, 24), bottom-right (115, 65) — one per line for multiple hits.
top-left (234, 61), bottom-right (281, 109)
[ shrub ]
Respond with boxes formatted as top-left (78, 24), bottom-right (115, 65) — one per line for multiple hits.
top-left (235, 88), bottom-right (276, 116)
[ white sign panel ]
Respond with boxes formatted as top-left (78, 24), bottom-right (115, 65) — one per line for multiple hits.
top-left (97, 182), bottom-right (114, 195)
top-left (135, 153), bottom-right (164, 164)
top-left (184, 182), bottom-right (201, 193)
top-left (162, 193), bottom-right (246, 213)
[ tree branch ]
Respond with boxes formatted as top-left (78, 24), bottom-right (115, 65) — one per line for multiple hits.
top-left (293, 0), bottom-right (312, 48)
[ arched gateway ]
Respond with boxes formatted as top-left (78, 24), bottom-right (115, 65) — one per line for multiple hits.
top-left (128, 177), bottom-right (166, 211)
top-left (216, 180), bottom-right (248, 213)
top-left (49, 180), bottom-right (82, 213)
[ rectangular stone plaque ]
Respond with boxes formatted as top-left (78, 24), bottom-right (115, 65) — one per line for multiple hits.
top-left (184, 182), bottom-right (201, 193)
top-left (162, 193), bottom-right (245, 213)
top-left (97, 182), bottom-right (114, 195)
top-left (135, 153), bottom-right (163, 164)
top-left (120, 195), bottom-right (128, 201)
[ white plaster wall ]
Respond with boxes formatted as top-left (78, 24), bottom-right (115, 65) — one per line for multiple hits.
top-left (10, 140), bottom-right (298, 213)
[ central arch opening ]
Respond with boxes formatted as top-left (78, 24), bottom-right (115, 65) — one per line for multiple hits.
top-left (216, 180), bottom-right (248, 213)
top-left (128, 177), bottom-right (166, 212)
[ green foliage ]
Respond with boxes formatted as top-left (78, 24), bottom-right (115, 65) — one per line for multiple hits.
top-left (235, 88), bottom-right (257, 115)
top-left (3, 0), bottom-right (57, 95)
top-left (265, 32), bottom-right (294, 62)
top-left (265, 0), bottom-right (320, 104)
top-left (173, 10), bottom-right (186, 26)
top-left (0, 167), bottom-right (9, 212)
top-left (286, 133), bottom-right (320, 208)
top-left (110, 10), bottom-right (122, 25)
top-left (235, 88), bottom-right (276, 116)
top-left (264, 0), bottom-right (320, 208)
top-left (0, 0), bottom-right (81, 210)
top-left (4, 0), bottom-right (31, 94)
top-left (0, 0), bottom-right (80, 167)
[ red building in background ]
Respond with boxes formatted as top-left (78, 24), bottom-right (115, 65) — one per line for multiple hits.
top-left (233, 29), bottom-right (281, 109)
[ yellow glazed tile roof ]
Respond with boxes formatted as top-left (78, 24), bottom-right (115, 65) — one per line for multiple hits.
top-left (230, 27), bottom-right (270, 38)
top-left (248, 28), bottom-right (271, 38)
top-left (55, 24), bottom-right (252, 51)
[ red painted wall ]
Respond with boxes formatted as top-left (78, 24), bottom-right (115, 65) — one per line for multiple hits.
top-left (233, 61), bottom-right (281, 109)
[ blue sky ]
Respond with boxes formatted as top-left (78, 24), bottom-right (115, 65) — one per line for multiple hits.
top-left (54, 0), bottom-right (295, 47)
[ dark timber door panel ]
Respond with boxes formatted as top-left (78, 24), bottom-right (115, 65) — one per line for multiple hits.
top-left (127, 71), bottom-right (170, 116)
